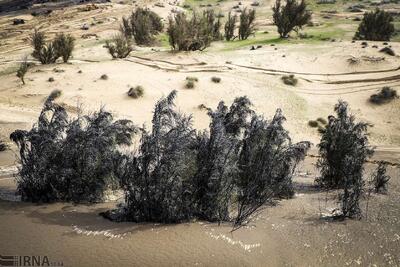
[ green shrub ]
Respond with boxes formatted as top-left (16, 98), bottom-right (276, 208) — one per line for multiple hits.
top-left (354, 9), bottom-right (394, 41)
top-left (186, 76), bottom-right (198, 82)
top-left (272, 0), bottom-right (311, 38)
top-left (53, 33), bottom-right (75, 63)
top-left (238, 8), bottom-right (256, 40)
top-left (167, 10), bottom-right (220, 51)
top-left (47, 89), bottom-right (62, 102)
top-left (127, 86), bottom-right (144, 98)
top-left (371, 161), bottom-right (390, 193)
top-left (281, 74), bottom-right (298, 86)
top-left (16, 57), bottom-right (30, 85)
top-left (224, 12), bottom-right (237, 41)
top-left (105, 34), bottom-right (133, 59)
top-left (121, 8), bottom-right (163, 45)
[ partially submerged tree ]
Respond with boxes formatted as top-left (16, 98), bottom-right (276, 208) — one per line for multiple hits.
top-left (224, 12), bottom-right (237, 41)
top-left (238, 8), bottom-right (256, 40)
top-left (316, 101), bottom-right (374, 218)
top-left (354, 9), bottom-right (394, 41)
top-left (121, 8), bottom-right (163, 45)
top-left (105, 34), bottom-right (133, 59)
top-left (117, 90), bottom-right (198, 222)
top-left (10, 96), bottom-right (137, 203)
top-left (234, 112), bottom-right (310, 227)
top-left (272, 0), bottom-right (311, 38)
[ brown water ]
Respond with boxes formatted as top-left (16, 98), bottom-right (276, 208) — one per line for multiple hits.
top-left (1, 155), bottom-right (400, 266)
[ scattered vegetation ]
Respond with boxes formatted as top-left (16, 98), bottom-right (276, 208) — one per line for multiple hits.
top-left (48, 89), bottom-right (62, 101)
top-left (371, 162), bottom-right (390, 193)
top-left (10, 96), bottom-right (137, 203)
top-left (211, 76), bottom-right (221, 83)
top-left (185, 80), bottom-right (195, 89)
top-left (272, 0), bottom-right (312, 38)
top-left (127, 86), bottom-right (144, 98)
top-left (316, 101), bottom-right (374, 218)
top-left (106, 34), bottom-right (133, 59)
top-left (308, 120), bottom-right (318, 127)
top-left (16, 57), bottom-right (30, 85)
top-left (354, 9), bottom-right (395, 41)
top-left (281, 74), bottom-right (298, 86)
top-left (100, 74), bottom-right (108, 80)
top-left (369, 86), bottom-right (398, 104)
top-left (224, 12), bottom-right (237, 41)
top-left (121, 8), bottom-right (163, 45)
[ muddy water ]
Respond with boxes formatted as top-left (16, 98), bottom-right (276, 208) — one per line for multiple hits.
top-left (1, 154), bottom-right (400, 266)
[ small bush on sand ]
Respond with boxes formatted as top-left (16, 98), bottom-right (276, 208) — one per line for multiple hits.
top-left (281, 74), bottom-right (298, 86)
top-left (238, 8), bottom-right (256, 40)
top-left (308, 120), bottom-right (318, 127)
top-left (379, 46), bottom-right (395, 56)
top-left (185, 80), bottom-right (195, 89)
top-left (53, 33), bottom-right (75, 63)
top-left (121, 8), bottom-right (163, 45)
top-left (100, 74), bottom-right (108, 80)
top-left (272, 0), bottom-right (312, 38)
top-left (105, 34), bottom-right (133, 59)
top-left (369, 86), bottom-right (398, 104)
top-left (371, 161), bottom-right (390, 193)
top-left (0, 140), bottom-right (7, 152)
top-left (127, 86), bottom-right (144, 98)
top-left (224, 12), bottom-right (237, 41)
top-left (167, 10), bottom-right (220, 51)
top-left (354, 9), bottom-right (394, 41)
top-left (186, 76), bottom-right (198, 82)
top-left (211, 76), bottom-right (221, 83)
top-left (316, 101), bottom-right (374, 218)
top-left (10, 96), bottom-right (137, 203)
top-left (16, 57), bottom-right (30, 85)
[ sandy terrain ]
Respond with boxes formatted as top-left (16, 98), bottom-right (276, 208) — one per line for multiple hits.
top-left (0, 0), bottom-right (399, 266)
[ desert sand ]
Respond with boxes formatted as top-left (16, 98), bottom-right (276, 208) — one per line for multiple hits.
top-left (0, 0), bottom-right (399, 265)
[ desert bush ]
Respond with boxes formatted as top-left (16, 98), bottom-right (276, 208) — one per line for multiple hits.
top-left (127, 86), bottom-right (144, 98)
top-left (354, 9), bottom-right (395, 41)
top-left (121, 8), bottom-right (163, 45)
top-left (105, 34), bottom-right (133, 59)
top-left (10, 95), bottom-right (137, 203)
top-left (234, 112), bottom-right (310, 226)
top-left (272, 0), bottom-right (312, 38)
top-left (281, 74), bottom-right (298, 86)
top-left (16, 57), bottom-right (29, 85)
top-left (369, 86), bottom-right (398, 104)
top-left (185, 80), bottom-right (195, 89)
top-left (316, 101), bottom-right (374, 218)
top-left (53, 33), bottom-right (75, 63)
top-left (308, 120), bottom-right (318, 127)
top-left (115, 90), bottom-right (198, 222)
top-left (371, 161), bottom-right (390, 193)
top-left (30, 30), bottom-right (58, 64)
top-left (224, 12), bottom-right (237, 41)
top-left (238, 8), bottom-right (256, 40)
top-left (211, 76), bottom-right (221, 83)
top-left (0, 140), bottom-right (7, 152)
top-left (167, 10), bottom-right (220, 51)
